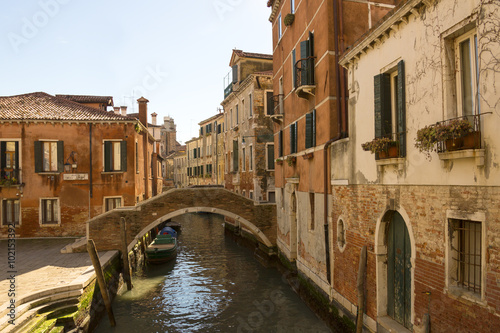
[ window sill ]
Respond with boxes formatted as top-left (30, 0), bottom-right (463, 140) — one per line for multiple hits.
top-left (376, 157), bottom-right (405, 172)
top-left (377, 316), bottom-right (411, 333)
top-left (38, 172), bottom-right (61, 175)
top-left (446, 286), bottom-right (486, 306)
top-left (438, 148), bottom-right (485, 167)
top-left (40, 223), bottom-right (60, 227)
top-left (101, 171), bottom-right (125, 175)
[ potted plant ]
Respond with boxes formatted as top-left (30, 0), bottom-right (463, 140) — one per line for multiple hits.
top-left (275, 158), bottom-right (283, 165)
top-left (284, 13), bottom-right (295, 26)
top-left (286, 156), bottom-right (297, 166)
top-left (361, 137), bottom-right (398, 159)
top-left (302, 152), bottom-right (314, 160)
top-left (415, 124), bottom-right (439, 159)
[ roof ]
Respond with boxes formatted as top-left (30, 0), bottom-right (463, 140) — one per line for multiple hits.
top-left (56, 94), bottom-right (114, 106)
top-left (232, 49), bottom-right (273, 61)
top-left (0, 92), bottom-right (131, 122)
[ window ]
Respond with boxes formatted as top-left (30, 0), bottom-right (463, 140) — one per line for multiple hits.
top-left (267, 144), bottom-right (275, 170)
top-left (305, 109), bottom-right (316, 149)
top-left (105, 197), bottom-right (122, 212)
top-left (290, 0), bottom-right (295, 14)
top-left (456, 30), bottom-right (480, 116)
top-left (242, 190), bottom-right (246, 198)
top-left (249, 94), bottom-right (253, 117)
top-left (268, 191), bottom-right (276, 203)
top-left (299, 32), bottom-right (315, 87)
top-left (249, 145), bottom-right (253, 171)
top-left (230, 109), bottom-right (233, 128)
top-left (242, 147), bottom-right (246, 171)
top-left (104, 141), bottom-right (127, 172)
top-left (34, 141), bottom-right (63, 173)
top-left (233, 140), bottom-right (239, 172)
top-left (236, 104), bottom-right (239, 124)
top-left (249, 190), bottom-right (254, 200)
top-left (2, 199), bottom-right (20, 226)
top-left (290, 122), bottom-right (298, 154)
top-left (337, 218), bottom-right (346, 252)
top-left (40, 198), bottom-right (59, 225)
top-left (449, 219), bottom-right (482, 295)
top-left (266, 91), bottom-right (275, 116)
top-left (278, 13), bottom-right (282, 39)
top-left (309, 192), bottom-right (315, 230)
top-left (242, 99), bottom-right (245, 119)
top-left (135, 142), bottom-right (139, 173)
top-left (373, 60), bottom-right (406, 157)
top-left (1, 141), bottom-right (20, 183)
top-left (278, 131), bottom-right (284, 157)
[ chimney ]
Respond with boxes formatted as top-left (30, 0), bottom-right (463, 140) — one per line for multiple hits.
top-left (151, 112), bottom-right (158, 126)
top-left (113, 107), bottom-right (121, 114)
top-left (137, 97), bottom-right (149, 128)
top-left (121, 106), bottom-right (128, 116)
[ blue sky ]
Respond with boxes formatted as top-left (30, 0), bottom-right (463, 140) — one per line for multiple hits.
top-left (0, 0), bottom-right (272, 144)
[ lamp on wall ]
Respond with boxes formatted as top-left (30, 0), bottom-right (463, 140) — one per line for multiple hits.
top-left (64, 151), bottom-right (77, 172)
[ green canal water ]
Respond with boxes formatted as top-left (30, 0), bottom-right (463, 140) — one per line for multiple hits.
top-left (95, 213), bottom-right (330, 333)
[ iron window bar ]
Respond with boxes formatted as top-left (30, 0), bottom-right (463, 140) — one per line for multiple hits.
top-left (435, 112), bottom-right (491, 153)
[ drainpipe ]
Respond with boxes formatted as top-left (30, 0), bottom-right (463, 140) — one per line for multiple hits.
top-left (89, 123), bottom-right (93, 199)
top-left (324, 0), bottom-right (346, 285)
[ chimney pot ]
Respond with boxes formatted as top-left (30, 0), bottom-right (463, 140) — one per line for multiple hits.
top-left (121, 106), bottom-right (128, 116)
top-left (137, 97), bottom-right (149, 128)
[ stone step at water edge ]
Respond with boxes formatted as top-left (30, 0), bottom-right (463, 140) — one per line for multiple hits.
top-left (1, 302), bottom-right (80, 333)
top-left (60, 237), bottom-right (87, 254)
top-left (0, 290), bottom-right (82, 331)
top-left (0, 284), bottom-right (83, 318)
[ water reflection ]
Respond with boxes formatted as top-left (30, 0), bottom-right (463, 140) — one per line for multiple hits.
top-left (95, 213), bottom-right (330, 333)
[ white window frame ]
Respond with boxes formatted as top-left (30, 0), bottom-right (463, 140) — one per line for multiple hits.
top-left (455, 29), bottom-right (480, 117)
top-left (1, 198), bottom-right (21, 226)
top-left (39, 197), bottom-right (61, 226)
top-left (445, 210), bottom-right (486, 302)
top-left (103, 196), bottom-right (123, 213)
top-left (278, 13), bottom-right (282, 40)
top-left (103, 139), bottom-right (123, 172)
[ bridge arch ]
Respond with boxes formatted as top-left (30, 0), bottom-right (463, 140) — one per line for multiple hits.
top-left (132, 206), bottom-right (274, 250)
top-left (86, 187), bottom-right (277, 252)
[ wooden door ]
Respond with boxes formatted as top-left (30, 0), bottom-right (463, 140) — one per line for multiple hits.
top-left (387, 212), bottom-right (411, 329)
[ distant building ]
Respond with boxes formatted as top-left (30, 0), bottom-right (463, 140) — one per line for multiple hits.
top-left (0, 93), bottom-right (159, 238)
top-left (221, 49), bottom-right (275, 202)
top-left (172, 150), bottom-right (187, 188)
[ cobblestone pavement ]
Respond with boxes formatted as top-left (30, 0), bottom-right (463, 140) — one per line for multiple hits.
top-left (0, 238), bottom-right (104, 305)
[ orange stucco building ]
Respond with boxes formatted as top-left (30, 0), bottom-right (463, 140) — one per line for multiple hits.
top-left (0, 92), bottom-right (159, 238)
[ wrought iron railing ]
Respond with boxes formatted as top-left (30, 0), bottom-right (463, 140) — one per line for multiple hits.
top-left (0, 169), bottom-right (21, 186)
top-left (224, 83), bottom-right (233, 99)
top-left (436, 114), bottom-right (484, 153)
top-left (294, 56), bottom-right (315, 88)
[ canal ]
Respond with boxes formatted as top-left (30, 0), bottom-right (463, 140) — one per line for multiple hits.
top-left (95, 213), bottom-right (331, 333)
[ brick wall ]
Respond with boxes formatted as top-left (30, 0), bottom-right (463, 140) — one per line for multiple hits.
top-left (331, 184), bottom-right (500, 331)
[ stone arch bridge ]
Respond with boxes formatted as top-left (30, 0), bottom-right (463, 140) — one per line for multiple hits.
top-left (87, 187), bottom-right (277, 253)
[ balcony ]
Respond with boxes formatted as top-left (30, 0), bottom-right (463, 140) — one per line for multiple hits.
top-left (269, 94), bottom-right (284, 123)
top-left (294, 57), bottom-right (316, 99)
top-left (0, 169), bottom-right (21, 187)
top-left (224, 83), bottom-right (233, 99)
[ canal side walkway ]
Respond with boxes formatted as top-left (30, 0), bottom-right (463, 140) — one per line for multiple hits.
top-left (0, 238), bottom-right (116, 332)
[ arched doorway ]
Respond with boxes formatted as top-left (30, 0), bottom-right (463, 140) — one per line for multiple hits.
top-left (386, 211), bottom-right (412, 329)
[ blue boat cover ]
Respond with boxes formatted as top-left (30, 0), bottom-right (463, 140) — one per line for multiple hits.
top-left (159, 226), bottom-right (177, 238)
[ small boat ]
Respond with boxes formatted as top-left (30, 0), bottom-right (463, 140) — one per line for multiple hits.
top-left (159, 226), bottom-right (177, 238)
top-left (165, 221), bottom-right (182, 233)
top-left (145, 234), bottom-right (177, 264)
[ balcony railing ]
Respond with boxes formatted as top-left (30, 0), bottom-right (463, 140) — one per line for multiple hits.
top-left (294, 57), bottom-right (316, 91)
top-left (436, 114), bottom-right (485, 153)
top-left (272, 94), bottom-right (284, 116)
top-left (0, 169), bottom-right (21, 186)
top-left (224, 83), bottom-right (233, 99)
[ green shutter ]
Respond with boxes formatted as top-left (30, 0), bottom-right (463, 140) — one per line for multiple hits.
top-left (267, 91), bottom-right (274, 115)
top-left (300, 40), bottom-right (309, 86)
top-left (295, 122), bottom-right (298, 153)
top-left (120, 141), bottom-right (127, 172)
top-left (34, 141), bottom-right (42, 173)
top-left (308, 32), bottom-right (315, 84)
top-left (104, 141), bottom-right (112, 172)
top-left (200, 127), bottom-right (204, 136)
top-left (279, 130), bottom-right (283, 157)
top-left (57, 141), bottom-right (64, 173)
top-left (268, 145), bottom-right (275, 170)
top-left (397, 60), bottom-right (406, 157)
top-left (232, 65), bottom-right (238, 83)
top-left (0, 142), bottom-right (6, 171)
top-left (289, 124), bottom-right (294, 154)
top-left (312, 109), bottom-right (316, 147)
top-left (374, 73), bottom-right (391, 138)
top-left (305, 112), bottom-right (313, 149)
top-left (292, 49), bottom-right (297, 88)
top-left (14, 142), bottom-right (19, 171)
top-left (233, 140), bottom-right (239, 171)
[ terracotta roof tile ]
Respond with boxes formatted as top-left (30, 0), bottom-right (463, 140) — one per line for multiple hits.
top-left (0, 92), bottom-right (131, 121)
top-left (233, 49), bottom-right (273, 60)
top-left (56, 94), bottom-right (114, 106)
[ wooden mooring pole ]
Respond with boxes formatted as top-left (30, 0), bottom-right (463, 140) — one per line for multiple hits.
top-left (120, 217), bottom-right (132, 290)
top-left (87, 239), bottom-right (116, 327)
